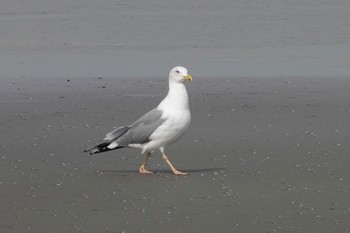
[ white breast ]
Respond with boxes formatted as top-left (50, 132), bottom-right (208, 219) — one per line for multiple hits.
top-left (143, 79), bottom-right (191, 152)
top-left (150, 107), bottom-right (191, 143)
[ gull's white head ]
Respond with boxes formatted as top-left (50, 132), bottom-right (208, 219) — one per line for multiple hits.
top-left (169, 66), bottom-right (192, 83)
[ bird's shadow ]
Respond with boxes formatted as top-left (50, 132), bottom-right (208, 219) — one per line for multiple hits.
top-left (99, 167), bottom-right (227, 175)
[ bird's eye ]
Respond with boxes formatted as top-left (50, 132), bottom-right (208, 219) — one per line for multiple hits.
top-left (175, 70), bottom-right (180, 74)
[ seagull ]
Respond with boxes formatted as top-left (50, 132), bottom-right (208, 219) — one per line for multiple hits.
top-left (85, 66), bottom-right (192, 175)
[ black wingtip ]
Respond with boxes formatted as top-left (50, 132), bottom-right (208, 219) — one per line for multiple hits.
top-left (84, 148), bottom-right (96, 155)
top-left (83, 149), bottom-right (93, 154)
top-left (84, 142), bottom-right (124, 155)
top-left (84, 148), bottom-right (98, 155)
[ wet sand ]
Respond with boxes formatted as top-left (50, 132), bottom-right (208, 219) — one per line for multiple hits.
top-left (2, 0), bottom-right (350, 232)
top-left (1, 76), bottom-right (350, 233)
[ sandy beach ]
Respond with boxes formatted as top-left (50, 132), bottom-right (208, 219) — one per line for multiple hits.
top-left (1, 0), bottom-right (350, 232)
top-left (1, 76), bottom-right (350, 233)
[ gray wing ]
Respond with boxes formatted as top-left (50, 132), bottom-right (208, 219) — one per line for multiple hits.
top-left (104, 126), bottom-right (131, 142)
top-left (116, 108), bottom-right (165, 146)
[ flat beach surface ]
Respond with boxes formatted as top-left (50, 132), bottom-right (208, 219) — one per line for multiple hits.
top-left (1, 0), bottom-right (350, 232)
top-left (1, 76), bottom-right (350, 233)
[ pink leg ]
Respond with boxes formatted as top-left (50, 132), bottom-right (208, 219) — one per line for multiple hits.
top-left (139, 152), bottom-right (153, 174)
top-left (162, 153), bottom-right (188, 175)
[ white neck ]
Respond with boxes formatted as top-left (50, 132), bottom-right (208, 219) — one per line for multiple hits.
top-left (158, 80), bottom-right (189, 110)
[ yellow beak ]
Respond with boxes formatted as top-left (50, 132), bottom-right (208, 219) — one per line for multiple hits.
top-left (183, 74), bottom-right (193, 81)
